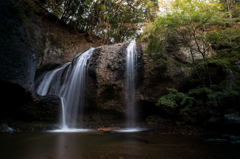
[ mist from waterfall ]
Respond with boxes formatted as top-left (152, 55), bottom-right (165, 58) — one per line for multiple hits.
top-left (126, 41), bottom-right (137, 128)
top-left (36, 48), bottom-right (95, 129)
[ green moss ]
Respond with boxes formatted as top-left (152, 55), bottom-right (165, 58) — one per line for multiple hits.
top-left (33, 122), bottom-right (44, 126)
top-left (147, 121), bottom-right (154, 125)
top-left (114, 80), bottom-right (123, 86)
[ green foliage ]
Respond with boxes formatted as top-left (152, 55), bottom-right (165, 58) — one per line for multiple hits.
top-left (41, 0), bottom-right (159, 43)
top-left (144, 0), bottom-right (229, 87)
top-left (157, 81), bottom-right (240, 110)
top-left (143, 0), bottom-right (240, 111)
top-left (10, 0), bottom-right (158, 43)
top-left (188, 81), bottom-right (240, 101)
top-left (231, 4), bottom-right (240, 18)
top-left (33, 122), bottom-right (44, 126)
top-left (208, 29), bottom-right (240, 49)
top-left (114, 80), bottom-right (123, 86)
top-left (207, 29), bottom-right (240, 66)
top-left (156, 88), bottom-right (195, 110)
top-left (208, 81), bottom-right (240, 101)
top-left (147, 121), bottom-right (154, 125)
top-left (145, 0), bottom-right (225, 55)
top-left (188, 87), bottom-right (213, 96)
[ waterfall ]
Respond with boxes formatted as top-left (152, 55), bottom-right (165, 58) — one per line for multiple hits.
top-left (60, 97), bottom-right (67, 129)
top-left (126, 41), bottom-right (137, 128)
top-left (36, 48), bottom-right (95, 129)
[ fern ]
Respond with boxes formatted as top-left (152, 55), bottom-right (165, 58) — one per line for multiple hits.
top-left (156, 80), bottom-right (240, 111)
top-left (188, 87), bottom-right (213, 96)
top-left (189, 81), bottom-right (240, 102)
top-left (156, 88), bottom-right (195, 110)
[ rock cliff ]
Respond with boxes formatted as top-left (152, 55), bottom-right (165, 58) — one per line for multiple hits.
top-left (0, 1), bottom-right (104, 121)
top-left (0, 0), bottom-right (187, 122)
top-left (80, 42), bottom-right (187, 122)
top-left (2, 1), bottom-right (232, 126)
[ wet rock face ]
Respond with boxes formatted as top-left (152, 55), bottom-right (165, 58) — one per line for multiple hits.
top-left (85, 44), bottom-right (128, 121)
top-left (84, 43), bottom-right (145, 121)
top-left (0, 1), bottom-right (63, 121)
top-left (88, 48), bottom-right (101, 78)
top-left (0, 1), bottom-right (38, 119)
top-left (21, 95), bottom-right (61, 121)
top-left (0, 0), bottom-right (36, 96)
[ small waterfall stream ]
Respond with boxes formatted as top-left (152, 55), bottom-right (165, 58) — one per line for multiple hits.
top-left (59, 97), bottom-right (67, 129)
top-left (37, 48), bottom-right (95, 129)
top-left (126, 41), bottom-right (137, 128)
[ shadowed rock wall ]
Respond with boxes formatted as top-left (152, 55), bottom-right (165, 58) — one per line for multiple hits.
top-left (0, 1), bottom-right (101, 121)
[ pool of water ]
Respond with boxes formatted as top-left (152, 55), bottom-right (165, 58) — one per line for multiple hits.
top-left (0, 130), bottom-right (239, 159)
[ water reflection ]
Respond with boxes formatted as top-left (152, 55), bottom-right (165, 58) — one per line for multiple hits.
top-left (0, 131), bottom-right (240, 159)
top-left (47, 129), bottom-right (92, 133)
top-left (116, 128), bottom-right (148, 133)
top-left (55, 133), bottom-right (68, 159)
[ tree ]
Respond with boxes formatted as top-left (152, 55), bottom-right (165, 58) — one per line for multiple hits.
top-left (143, 0), bottom-right (240, 109)
top-left (145, 0), bottom-right (225, 86)
top-left (220, 0), bottom-right (240, 18)
top-left (42, 0), bottom-right (159, 43)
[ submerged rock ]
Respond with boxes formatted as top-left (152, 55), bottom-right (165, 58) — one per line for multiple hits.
top-left (8, 127), bottom-right (14, 133)
top-left (224, 114), bottom-right (240, 120)
top-left (203, 113), bottom-right (240, 135)
top-left (98, 127), bottom-right (121, 132)
top-left (0, 120), bottom-right (9, 133)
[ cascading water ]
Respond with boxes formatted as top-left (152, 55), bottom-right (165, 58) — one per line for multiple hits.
top-left (60, 97), bottom-right (67, 129)
top-left (37, 48), bottom-right (95, 129)
top-left (126, 41), bottom-right (137, 128)
top-left (117, 41), bottom-right (148, 132)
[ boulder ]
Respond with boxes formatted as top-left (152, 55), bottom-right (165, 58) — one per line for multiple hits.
top-left (204, 116), bottom-right (222, 127)
top-left (204, 114), bottom-right (240, 135)
top-left (222, 114), bottom-right (240, 135)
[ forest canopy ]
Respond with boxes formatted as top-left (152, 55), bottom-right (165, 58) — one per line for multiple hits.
top-left (34, 0), bottom-right (159, 43)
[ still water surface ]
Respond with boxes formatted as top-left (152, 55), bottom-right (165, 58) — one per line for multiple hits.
top-left (0, 130), bottom-right (239, 159)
